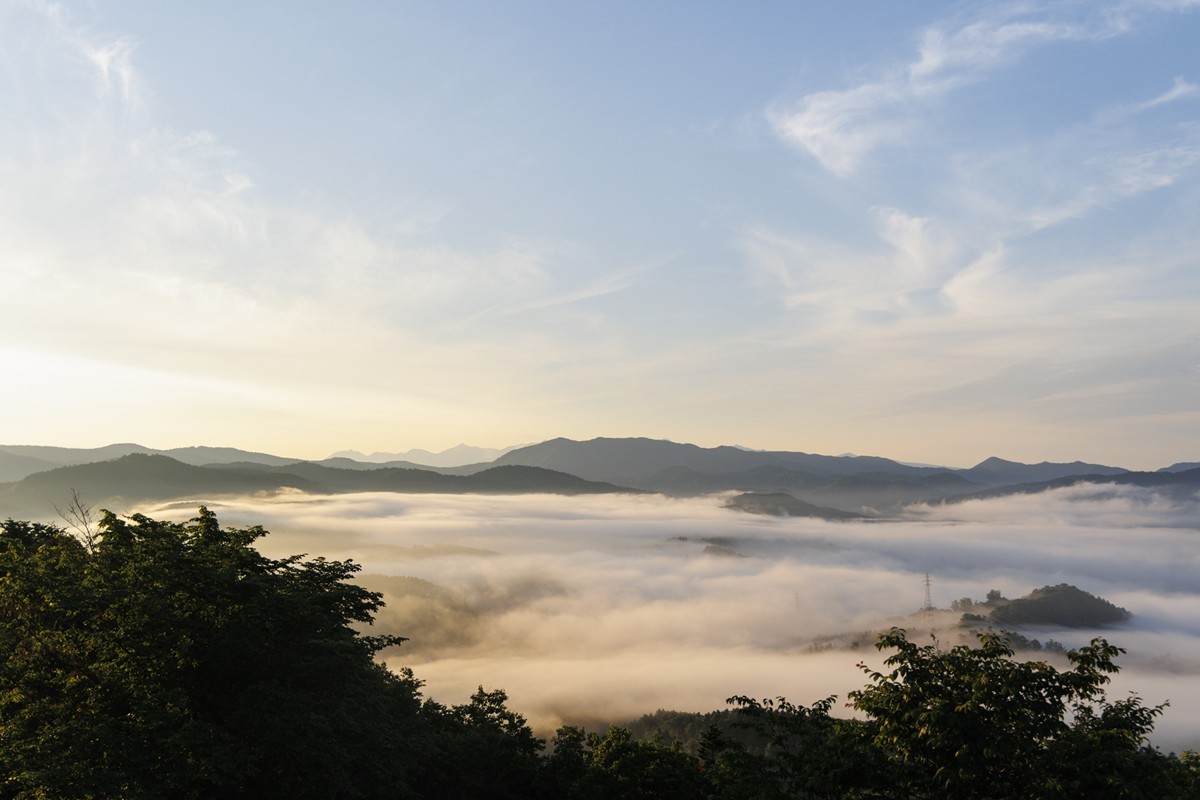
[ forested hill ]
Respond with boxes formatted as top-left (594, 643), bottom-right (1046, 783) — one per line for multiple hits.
top-left (0, 454), bottom-right (637, 518)
top-left (984, 584), bottom-right (1132, 628)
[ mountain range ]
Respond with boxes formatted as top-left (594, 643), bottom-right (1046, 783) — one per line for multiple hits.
top-left (1, 437), bottom-right (1196, 522)
top-left (326, 444), bottom-right (521, 467)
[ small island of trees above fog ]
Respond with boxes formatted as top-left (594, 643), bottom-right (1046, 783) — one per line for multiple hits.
top-left (956, 583), bottom-right (1132, 630)
top-left (2, 437), bottom-right (1199, 519)
top-left (2, 509), bottom-right (1198, 799)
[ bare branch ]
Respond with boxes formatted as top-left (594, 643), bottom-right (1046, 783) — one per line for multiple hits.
top-left (52, 488), bottom-right (98, 552)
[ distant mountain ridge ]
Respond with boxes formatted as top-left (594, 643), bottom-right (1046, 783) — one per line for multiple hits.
top-left (1, 437), bottom-right (1193, 519)
top-left (0, 454), bottom-right (636, 519)
top-left (327, 444), bottom-right (519, 468)
top-left (0, 454), bottom-right (321, 517)
top-left (0, 442), bottom-right (503, 483)
top-left (0, 443), bottom-right (299, 479)
top-left (493, 437), bottom-right (946, 483)
top-left (943, 466), bottom-right (1200, 505)
top-left (490, 437), bottom-right (1175, 513)
top-left (959, 456), bottom-right (1128, 486)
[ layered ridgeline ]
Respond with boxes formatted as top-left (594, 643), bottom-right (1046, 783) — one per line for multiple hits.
top-left (490, 438), bottom-right (1198, 512)
top-left (1, 437), bottom-right (1197, 520)
top-left (0, 452), bottom-right (635, 519)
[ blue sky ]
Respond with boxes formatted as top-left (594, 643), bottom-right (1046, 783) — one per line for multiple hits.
top-left (2, 0), bottom-right (1198, 468)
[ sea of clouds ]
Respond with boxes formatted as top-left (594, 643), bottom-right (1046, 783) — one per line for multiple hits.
top-left (148, 484), bottom-right (1200, 751)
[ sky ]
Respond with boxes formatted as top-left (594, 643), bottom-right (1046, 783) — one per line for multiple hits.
top-left (146, 487), bottom-right (1200, 751)
top-left (2, 0), bottom-right (1199, 469)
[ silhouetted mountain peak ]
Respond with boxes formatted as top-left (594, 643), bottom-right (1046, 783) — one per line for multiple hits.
top-left (962, 456), bottom-right (1128, 486)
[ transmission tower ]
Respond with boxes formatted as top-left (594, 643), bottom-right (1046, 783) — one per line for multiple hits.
top-left (923, 573), bottom-right (934, 635)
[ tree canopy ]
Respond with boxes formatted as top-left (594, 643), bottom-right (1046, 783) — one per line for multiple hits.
top-left (847, 628), bottom-right (1187, 798)
top-left (0, 510), bottom-right (429, 798)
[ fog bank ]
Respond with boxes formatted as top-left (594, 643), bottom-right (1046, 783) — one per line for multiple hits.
top-left (148, 487), bottom-right (1200, 750)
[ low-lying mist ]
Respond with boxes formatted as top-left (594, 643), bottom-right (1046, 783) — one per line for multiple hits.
top-left (147, 485), bottom-right (1200, 751)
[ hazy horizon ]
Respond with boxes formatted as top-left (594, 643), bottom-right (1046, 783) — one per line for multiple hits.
top-left (2, 435), bottom-right (1196, 474)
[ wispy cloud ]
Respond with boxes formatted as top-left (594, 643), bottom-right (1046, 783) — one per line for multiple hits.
top-left (490, 254), bottom-right (673, 318)
top-left (1133, 75), bottom-right (1200, 112)
top-left (1023, 133), bottom-right (1200, 229)
top-left (741, 205), bottom-right (962, 330)
top-left (768, 2), bottom-right (1195, 175)
top-left (81, 35), bottom-right (137, 107)
top-left (7, 0), bottom-right (141, 111)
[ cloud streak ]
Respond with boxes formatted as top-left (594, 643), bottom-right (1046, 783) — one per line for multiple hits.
top-left (768, 1), bottom-right (1191, 175)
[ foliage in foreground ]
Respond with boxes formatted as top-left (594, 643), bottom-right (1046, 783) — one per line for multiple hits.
top-left (1, 511), bottom-right (1197, 799)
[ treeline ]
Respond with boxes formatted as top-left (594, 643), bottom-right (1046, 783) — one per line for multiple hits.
top-left (1, 511), bottom-right (1197, 799)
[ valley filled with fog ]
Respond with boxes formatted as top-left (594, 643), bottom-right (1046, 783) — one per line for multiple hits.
top-left (147, 485), bottom-right (1200, 752)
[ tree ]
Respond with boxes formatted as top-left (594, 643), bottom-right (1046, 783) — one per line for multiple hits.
top-left (0, 509), bottom-right (424, 799)
top-left (849, 628), bottom-right (1192, 799)
top-left (544, 725), bottom-right (706, 800)
top-left (50, 487), bottom-right (98, 551)
top-left (706, 695), bottom-right (896, 799)
top-left (413, 687), bottom-right (547, 799)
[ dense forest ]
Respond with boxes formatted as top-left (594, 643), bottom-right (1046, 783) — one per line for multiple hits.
top-left (1, 510), bottom-right (1196, 799)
